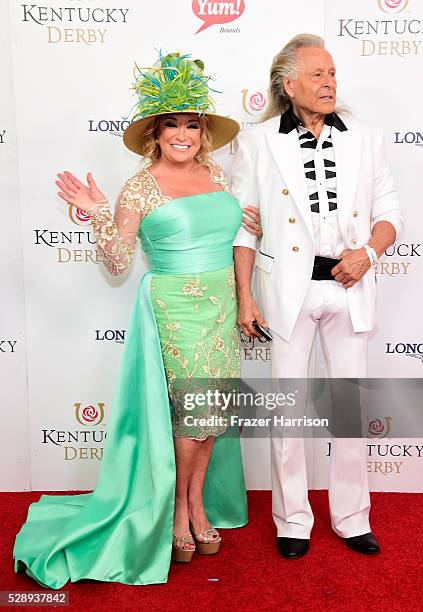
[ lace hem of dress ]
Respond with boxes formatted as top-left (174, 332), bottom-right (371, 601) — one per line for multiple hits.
top-left (172, 432), bottom-right (228, 441)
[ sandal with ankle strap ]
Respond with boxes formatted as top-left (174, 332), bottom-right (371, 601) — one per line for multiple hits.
top-left (172, 534), bottom-right (196, 563)
top-left (192, 527), bottom-right (221, 555)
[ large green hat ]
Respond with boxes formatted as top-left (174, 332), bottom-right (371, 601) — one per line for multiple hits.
top-left (123, 52), bottom-right (240, 155)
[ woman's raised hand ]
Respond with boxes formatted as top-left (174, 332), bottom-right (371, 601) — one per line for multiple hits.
top-left (55, 171), bottom-right (106, 213)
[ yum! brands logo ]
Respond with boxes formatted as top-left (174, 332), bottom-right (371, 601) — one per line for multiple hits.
top-left (192, 0), bottom-right (245, 34)
top-left (368, 417), bottom-right (392, 438)
top-left (377, 0), bottom-right (410, 13)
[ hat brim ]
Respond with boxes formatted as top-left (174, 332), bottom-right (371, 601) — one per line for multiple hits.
top-left (123, 111), bottom-right (240, 156)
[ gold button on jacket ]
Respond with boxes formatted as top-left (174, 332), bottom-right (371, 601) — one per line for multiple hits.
top-left (353, 210), bottom-right (358, 217)
top-left (282, 188), bottom-right (289, 196)
top-left (288, 217), bottom-right (296, 224)
top-left (292, 246), bottom-right (299, 252)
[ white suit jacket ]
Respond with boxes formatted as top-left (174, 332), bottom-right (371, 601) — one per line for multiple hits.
top-left (232, 113), bottom-right (403, 342)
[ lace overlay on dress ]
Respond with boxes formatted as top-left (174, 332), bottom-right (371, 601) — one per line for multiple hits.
top-left (151, 265), bottom-right (240, 440)
top-left (86, 160), bottom-right (228, 275)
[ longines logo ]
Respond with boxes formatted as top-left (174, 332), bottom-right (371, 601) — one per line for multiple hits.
top-left (337, 0), bottom-right (422, 57)
top-left (20, 4), bottom-right (130, 45)
top-left (0, 340), bottom-right (18, 353)
top-left (0, 130), bottom-right (6, 144)
top-left (386, 342), bottom-right (423, 362)
top-left (394, 130), bottom-right (423, 146)
top-left (368, 416), bottom-right (392, 438)
top-left (326, 439), bottom-right (423, 476)
top-left (42, 402), bottom-right (107, 461)
top-left (88, 119), bottom-right (131, 138)
top-left (95, 329), bottom-right (126, 344)
top-left (192, 0), bottom-right (244, 34)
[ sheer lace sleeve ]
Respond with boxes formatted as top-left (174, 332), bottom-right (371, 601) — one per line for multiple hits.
top-left (86, 172), bottom-right (146, 276)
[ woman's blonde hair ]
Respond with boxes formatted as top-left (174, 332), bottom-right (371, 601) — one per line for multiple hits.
top-left (141, 114), bottom-right (213, 165)
top-left (262, 33), bottom-right (326, 122)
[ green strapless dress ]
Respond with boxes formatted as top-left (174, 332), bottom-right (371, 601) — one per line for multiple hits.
top-left (13, 191), bottom-right (248, 588)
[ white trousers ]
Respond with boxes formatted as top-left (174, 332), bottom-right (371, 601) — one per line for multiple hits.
top-left (270, 279), bottom-right (371, 539)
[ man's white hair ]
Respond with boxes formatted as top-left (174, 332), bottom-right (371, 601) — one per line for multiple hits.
top-left (262, 33), bottom-right (326, 121)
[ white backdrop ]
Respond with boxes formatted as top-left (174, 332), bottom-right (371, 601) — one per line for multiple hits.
top-left (1, 0), bottom-right (422, 493)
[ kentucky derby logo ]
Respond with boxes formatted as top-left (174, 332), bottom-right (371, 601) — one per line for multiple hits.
top-left (68, 205), bottom-right (91, 226)
top-left (20, 4), bottom-right (131, 46)
top-left (368, 417), bottom-right (392, 438)
top-left (192, 0), bottom-right (245, 34)
top-left (75, 403), bottom-right (105, 426)
top-left (239, 331), bottom-right (271, 362)
top-left (377, 0), bottom-right (410, 13)
top-left (338, 0), bottom-right (418, 58)
top-left (241, 89), bottom-right (267, 115)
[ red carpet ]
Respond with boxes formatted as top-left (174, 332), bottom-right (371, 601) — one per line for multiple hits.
top-left (1, 490), bottom-right (421, 611)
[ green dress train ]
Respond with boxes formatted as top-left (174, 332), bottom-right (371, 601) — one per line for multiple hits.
top-left (12, 162), bottom-right (248, 588)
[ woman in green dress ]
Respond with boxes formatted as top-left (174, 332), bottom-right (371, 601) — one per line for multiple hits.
top-left (13, 52), bottom-right (261, 586)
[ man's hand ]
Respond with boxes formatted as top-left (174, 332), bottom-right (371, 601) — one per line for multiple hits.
top-left (237, 294), bottom-right (268, 338)
top-left (242, 205), bottom-right (262, 238)
top-left (331, 248), bottom-right (371, 288)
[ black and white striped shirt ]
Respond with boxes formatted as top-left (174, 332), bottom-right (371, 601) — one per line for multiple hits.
top-left (279, 107), bottom-right (348, 258)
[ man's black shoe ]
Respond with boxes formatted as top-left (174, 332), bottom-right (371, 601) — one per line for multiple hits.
top-left (277, 537), bottom-right (310, 559)
top-left (343, 532), bottom-right (380, 555)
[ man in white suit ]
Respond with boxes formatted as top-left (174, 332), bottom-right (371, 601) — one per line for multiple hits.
top-left (232, 34), bottom-right (402, 558)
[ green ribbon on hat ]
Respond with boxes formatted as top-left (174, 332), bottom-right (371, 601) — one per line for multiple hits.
top-left (131, 51), bottom-right (216, 121)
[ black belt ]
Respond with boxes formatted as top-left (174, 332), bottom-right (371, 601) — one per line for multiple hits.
top-left (311, 255), bottom-right (340, 281)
